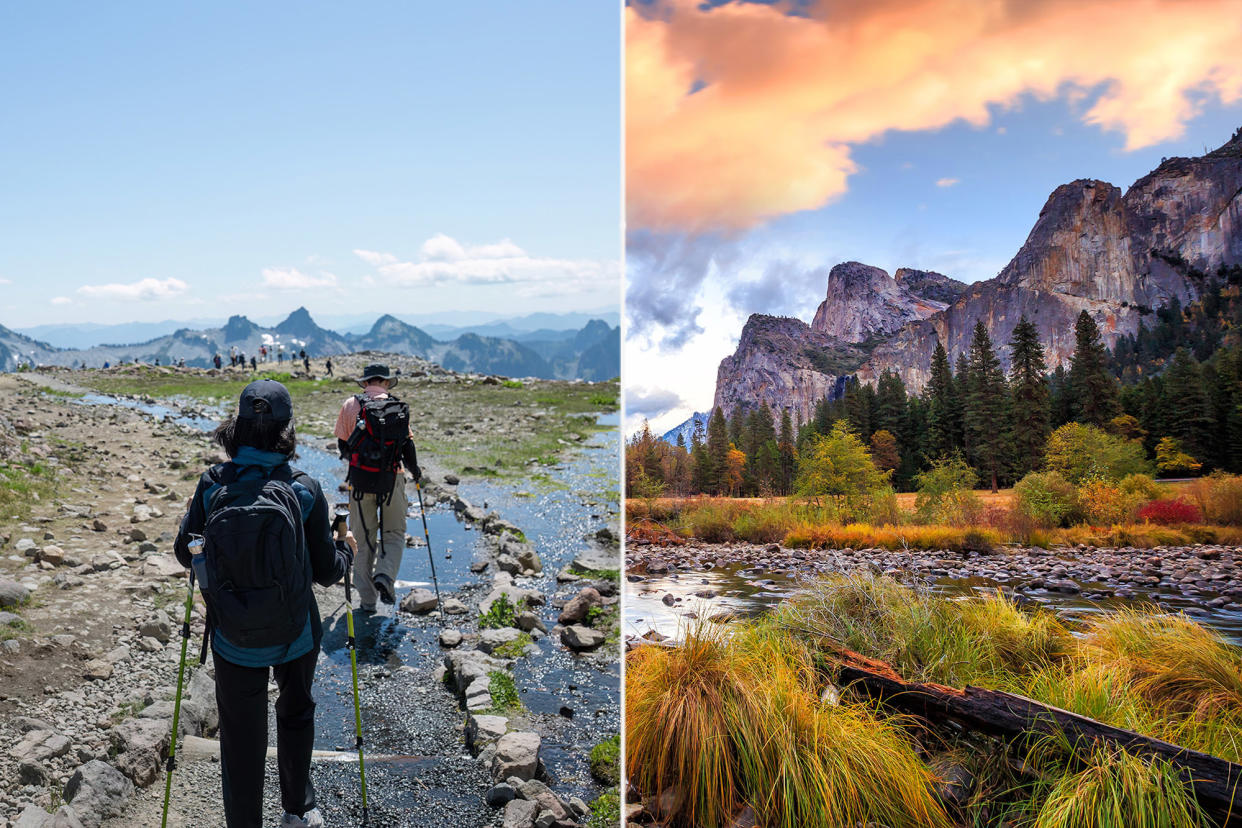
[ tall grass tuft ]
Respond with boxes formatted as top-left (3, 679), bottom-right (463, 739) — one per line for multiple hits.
top-left (1031, 748), bottom-right (1208, 828)
top-left (625, 622), bottom-right (952, 827)
top-left (1083, 609), bottom-right (1242, 717)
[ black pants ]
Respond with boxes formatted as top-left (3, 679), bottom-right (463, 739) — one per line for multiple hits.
top-left (213, 647), bottom-right (319, 827)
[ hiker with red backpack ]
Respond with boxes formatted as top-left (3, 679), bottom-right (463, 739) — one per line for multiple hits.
top-left (174, 379), bottom-right (355, 828)
top-left (334, 363), bottom-right (421, 610)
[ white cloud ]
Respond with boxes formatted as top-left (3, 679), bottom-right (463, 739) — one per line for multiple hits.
top-left (51, 296), bottom-right (71, 305)
top-left (76, 277), bottom-right (188, 302)
top-left (355, 234), bottom-right (618, 296)
top-left (261, 267), bottom-right (338, 290)
top-left (936, 177), bottom-right (960, 188)
top-left (0, 278), bottom-right (11, 285)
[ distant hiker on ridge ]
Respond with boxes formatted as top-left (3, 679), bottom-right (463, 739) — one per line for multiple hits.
top-left (334, 364), bottom-right (421, 610)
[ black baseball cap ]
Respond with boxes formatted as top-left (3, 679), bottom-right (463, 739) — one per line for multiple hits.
top-left (237, 379), bottom-right (293, 421)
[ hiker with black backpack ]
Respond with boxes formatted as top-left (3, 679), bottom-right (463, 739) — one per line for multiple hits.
top-left (333, 363), bottom-right (421, 610)
top-left (174, 379), bottom-right (355, 828)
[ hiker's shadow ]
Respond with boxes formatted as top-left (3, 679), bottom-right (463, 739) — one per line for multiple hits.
top-left (321, 605), bottom-right (401, 666)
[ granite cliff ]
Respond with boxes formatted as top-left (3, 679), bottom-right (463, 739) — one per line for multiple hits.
top-left (705, 128), bottom-right (1242, 424)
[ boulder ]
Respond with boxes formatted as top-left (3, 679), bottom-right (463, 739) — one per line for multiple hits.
top-left (439, 628), bottom-right (463, 648)
top-left (502, 799), bottom-right (538, 828)
top-left (0, 579), bottom-right (31, 608)
top-left (492, 731), bottom-right (541, 782)
top-left (486, 782), bottom-right (517, 809)
top-left (399, 588), bottom-right (438, 614)
top-left (479, 627), bottom-right (523, 655)
top-left (63, 760), bottom-right (134, 828)
top-left (561, 625), bottom-right (606, 652)
top-left (109, 717), bottom-right (170, 786)
top-left (516, 779), bottom-right (574, 822)
top-left (14, 805), bottom-right (85, 828)
top-left (465, 714), bottom-right (509, 753)
top-left (12, 729), bottom-right (72, 762)
top-left (557, 587), bottom-right (601, 624)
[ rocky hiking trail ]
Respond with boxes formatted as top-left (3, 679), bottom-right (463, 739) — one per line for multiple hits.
top-left (0, 364), bottom-right (621, 828)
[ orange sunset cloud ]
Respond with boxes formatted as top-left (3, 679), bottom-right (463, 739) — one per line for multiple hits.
top-left (626, 0), bottom-right (1242, 232)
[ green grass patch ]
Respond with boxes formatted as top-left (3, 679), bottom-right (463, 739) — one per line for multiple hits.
top-left (0, 457), bottom-right (60, 519)
top-left (586, 791), bottom-right (620, 828)
top-left (0, 617), bottom-right (33, 642)
top-left (487, 670), bottom-right (522, 713)
top-left (78, 367), bottom-right (333, 405)
top-left (492, 631), bottom-right (532, 660)
top-left (588, 733), bottom-right (620, 786)
top-left (39, 388), bottom-right (85, 398)
top-left (501, 380), bottom-right (524, 389)
top-left (478, 593), bottom-right (519, 630)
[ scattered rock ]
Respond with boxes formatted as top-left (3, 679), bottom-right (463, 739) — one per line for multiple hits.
top-left (561, 625), bottom-right (606, 651)
top-left (439, 628), bottom-right (463, 648)
top-left (492, 731), bottom-right (542, 782)
top-left (557, 587), bottom-right (601, 624)
top-left (0, 579), bottom-right (31, 608)
top-left (63, 760), bottom-right (134, 828)
top-left (399, 588), bottom-right (438, 614)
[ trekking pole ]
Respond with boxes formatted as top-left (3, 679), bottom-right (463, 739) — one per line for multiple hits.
top-left (161, 537), bottom-right (201, 828)
top-left (413, 479), bottom-right (444, 622)
top-left (335, 508), bottom-right (370, 825)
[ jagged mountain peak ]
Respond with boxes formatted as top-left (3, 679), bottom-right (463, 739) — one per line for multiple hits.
top-left (275, 306), bottom-right (320, 336)
top-left (810, 261), bottom-right (949, 344)
top-left (221, 315), bottom-right (259, 342)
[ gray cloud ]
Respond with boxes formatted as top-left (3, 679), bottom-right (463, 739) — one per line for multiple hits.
top-left (726, 260), bottom-right (827, 319)
top-left (625, 230), bottom-right (737, 350)
top-left (625, 385), bottom-right (687, 422)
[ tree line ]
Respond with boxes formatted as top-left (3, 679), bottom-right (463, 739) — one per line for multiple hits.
top-left (627, 300), bottom-right (1242, 498)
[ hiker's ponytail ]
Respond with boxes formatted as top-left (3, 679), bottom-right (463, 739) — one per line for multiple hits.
top-left (213, 415), bottom-right (297, 458)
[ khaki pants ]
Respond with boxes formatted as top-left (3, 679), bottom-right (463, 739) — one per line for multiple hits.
top-left (349, 475), bottom-right (407, 607)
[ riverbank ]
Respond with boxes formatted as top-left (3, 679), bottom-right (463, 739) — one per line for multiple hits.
top-left (1, 362), bottom-right (620, 827)
top-left (625, 573), bottom-right (1242, 828)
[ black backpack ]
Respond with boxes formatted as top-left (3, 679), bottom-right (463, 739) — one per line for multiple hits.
top-left (346, 394), bottom-right (411, 496)
top-left (200, 464), bottom-right (311, 649)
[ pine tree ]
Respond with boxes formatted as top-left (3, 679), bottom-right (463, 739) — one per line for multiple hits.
top-left (964, 322), bottom-right (1008, 492)
top-left (706, 406), bottom-right (731, 495)
top-left (924, 340), bottom-right (955, 460)
top-left (1048, 364), bottom-right (1073, 428)
top-left (952, 352), bottom-right (970, 456)
top-left (1164, 347), bottom-right (1214, 464)
top-left (1069, 310), bottom-right (1120, 426)
top-left (778, 407), bottom-right (797, 495)
top-left (1008, 317), bottom-right (1050, 476)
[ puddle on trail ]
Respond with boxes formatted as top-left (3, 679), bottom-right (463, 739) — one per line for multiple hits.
top-left (75, 391), bottom-right (621, 823)
top-left (627, 560), bottom-right (1242, 645)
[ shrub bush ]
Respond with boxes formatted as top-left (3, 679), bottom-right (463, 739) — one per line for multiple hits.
top-left (1045, 423), bottom-right (1152, 484)
top-left (1136, 499), bottom-right (1203, 525)
top-left (1186, 472), bottom-right (1242, 526)
top-left (1014, 471), bottom-right (1080, 528)
top-left (1078, 477), bottom-right (1142, 525)
top-left (1118, 473), bottom-right (1164, 502)
top-left (913, 456), bottom-right (982, 525)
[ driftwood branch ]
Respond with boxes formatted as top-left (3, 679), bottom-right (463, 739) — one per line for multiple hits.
top-left (834, 651), bottom-right (1242, 826)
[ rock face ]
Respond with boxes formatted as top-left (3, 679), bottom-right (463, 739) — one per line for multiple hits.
top-left (811, 262), bottom-right (955, 344)
top-left (708, 128), bottom-right (1242, 410)
top-left (712, 315), bottom-right (861, 424)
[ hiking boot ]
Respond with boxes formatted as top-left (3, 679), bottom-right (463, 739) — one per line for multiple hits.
top-left (373, 574), bottom-right (395, 605)
top-left (281, 808), bottom-right (324, 828)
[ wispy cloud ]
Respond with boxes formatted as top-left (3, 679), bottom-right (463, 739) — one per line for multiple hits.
top-left (626, 385), bottom-right (687, 422)
top-left (76, 277), bottom-right (189, 302)
top-left (354, 234), bottom-right (617, 296)
top-left (627, 0), bottom-right (1242, 231)
top-left (936, 177), bottom-right (960, 188)
top-left (261, 267), bottom-right (338, 290)
top-left (626, 230), bottom-right (738, 349)
top-left (51, 296), bottom-right (71, 305)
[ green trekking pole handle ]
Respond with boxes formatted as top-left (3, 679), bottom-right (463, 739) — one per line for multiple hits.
top-left (413, 480), bottom-right (444, 624)
top-left (335, 510), bottom-right (369, 825)
top-left (161, 554), bottom-right (198, 828)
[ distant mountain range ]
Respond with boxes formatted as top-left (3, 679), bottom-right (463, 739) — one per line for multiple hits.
top-left (0, 308), bottom-right (619, 381)
top-left (16, 309), bottom-right (620, 351)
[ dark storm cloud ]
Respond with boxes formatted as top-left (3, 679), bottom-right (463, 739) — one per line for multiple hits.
top-left (625, 230), bottom-right (737, 350)
top-left (725, 259), bottom-right (827, 319)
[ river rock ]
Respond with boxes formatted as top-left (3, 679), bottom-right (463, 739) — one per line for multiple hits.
top-left (0, 579), bottom-right (30, 608)
top-left (400, 588), bottom-right (438, 614)
top-left (492, 731), bottom-right (542, 781)
top-left (63, 760), bottom-right (134, 828)
top-left (561, 625), bottom-right (605, 651)
top-left (502, 799), bottom-right (538, 828)
top-left (480, 627), bottom-right (523, 655)
top-left (557, 587), bottom-right (601, 624)
top-left (13, 805), bottom-right (85, 828)
top-left (516, 779), bottom-right (574, 822)
top-left (442, 597), bottom-right (468, 615)
top-left (466, 714), bottom-right (509, 752)
top-left (439, 628), bottom-right (463, 648)
top-left (572, 546), bottom-right (617, 574)
top-left (486, 782), bottom-right (517, 808)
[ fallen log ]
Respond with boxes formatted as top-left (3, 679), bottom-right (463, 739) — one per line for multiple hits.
top-left (834, 651), bottom-right (1242, 826)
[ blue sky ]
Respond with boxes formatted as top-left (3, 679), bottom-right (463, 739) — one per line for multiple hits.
top-left (624, 0), bottom-right (1242, 435)
top-left (0, 2), bottom-right (620, 328)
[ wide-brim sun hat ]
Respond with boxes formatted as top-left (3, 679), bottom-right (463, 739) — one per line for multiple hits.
top-left (357, 363), bottom-right (398, 388)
